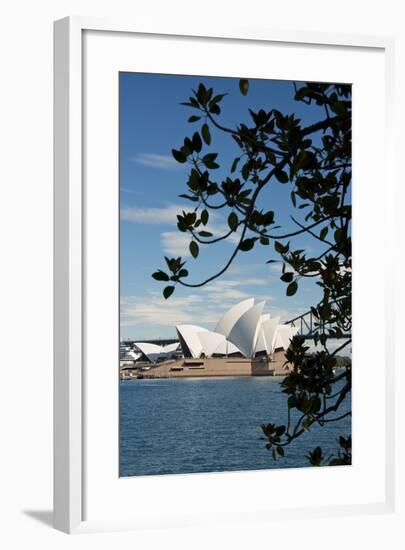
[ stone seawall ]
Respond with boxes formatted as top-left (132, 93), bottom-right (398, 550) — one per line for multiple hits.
top-left (121, 351), bottom-right (291, 380)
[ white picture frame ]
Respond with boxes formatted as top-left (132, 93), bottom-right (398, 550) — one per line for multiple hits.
top-left (54, 16), bottom-right (397, 534)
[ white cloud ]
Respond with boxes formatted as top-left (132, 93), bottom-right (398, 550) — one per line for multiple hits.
top-left (121, 203), bottom-right (223, 226)
top-left (226, 263), bottom-right (265, 276)
top-left (130, 153), bottom-right (183, 170)
top-left (269, 262), bottom-right (295, 274)
top-left (210, 222), bottom-right (241, 246)
top-left (120, 269), bottom-right (284, 334)
top-left (121, 203), bottom-right (243, 257)
top-left (269, 307), bottom-right (302, 323)
top-left (120, 293), bottom-right (219, 329)
top-left (121, 204), bottom-right (183, 225)
top-left (269, 262), bottom-right (283, 273)
top-left (160, 227), bottom-right (242, 258)
top-left (241, 277), bottom-right (270, 286)
top-left (205, 286), bottom-right (252, 303)
top-left (121, 204), bottom-right (241, 257)
top-left (201, 279), bottom-right (268, 293)
top-left (161, 231), bottom-right (191, 257)
top-left (121, 289), bottom-right (299, 333)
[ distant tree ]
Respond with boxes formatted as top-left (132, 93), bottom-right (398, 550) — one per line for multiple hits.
top-left (152, 79), bottom-right (352, 465)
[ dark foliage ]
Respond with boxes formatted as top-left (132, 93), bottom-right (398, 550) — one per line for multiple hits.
top-left (152, 79), bottom-right (352, 465)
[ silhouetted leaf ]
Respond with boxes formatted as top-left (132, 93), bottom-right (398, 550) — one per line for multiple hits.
top-left (228, 212), bottom-right (238, 231)
top-left (306, 449), bottom-right (320, 465)
top-left (281, 272), bottom-right (294, 283)
top-left (288, 396), bottom-right (296, 408)
top-left (275, 169), bottom-right (289, 183)
top-left (231, 157), bottom-right (240, 173)
top-left (192, 132), bottom-right (202, 153)
top-left (329, 458), bottom-right (344, 466)
top-left (172, 149), bottom-right (187, 163)
top-left (202, 153), bottom-right (219, 169)
top-left (209, 104), bottom-right (221, 115)
top-left (163, 286), bottom-right (175, 299)
top-left (334, 228), bottom-right (344, 243)
top-left (239, 238), bottom-right (255, 252)
top-left (209, 93), bottom-right (227, 107)
top-left (274, 241), bottom-right (286, 254)
top-left (286, 281), bottom-right (298, 296)
top-left (152, 270), bottom-right (169, 282)
top-left (201, 209), bottom-right (209, 225)
top-left (276, 425), bottom-right (286, 436)
top-left (189, 241), bottom-right (199, 258)
top-left (180, 99), bottom-right (199, 109)
top-left (201, 124), bottom-right (211, 145)
top-left (320, 226), bottom-right (329, 240)
top-left (239, 79), bottom-right (249, 96)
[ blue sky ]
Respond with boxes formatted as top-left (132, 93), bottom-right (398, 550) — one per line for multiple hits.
top-left (120, 73), bottom-right (329, 340)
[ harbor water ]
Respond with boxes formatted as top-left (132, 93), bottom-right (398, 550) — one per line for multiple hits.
top-left (120, 376), bottom-right (351, 477)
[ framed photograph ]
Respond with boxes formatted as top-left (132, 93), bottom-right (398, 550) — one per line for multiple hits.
top-left (54, 17), bottom-right (396, 533)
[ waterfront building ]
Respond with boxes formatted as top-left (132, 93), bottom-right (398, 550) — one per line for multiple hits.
top-left (122, 298), bottom-right (299, 366)
top-left (176, 298), bottom-right (298, 359)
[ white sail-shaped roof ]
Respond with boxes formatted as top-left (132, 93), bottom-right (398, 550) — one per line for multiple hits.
top-left (274, 331), bottom-right (284, 350)
top-left (134, 342), bottom-right (164, 362)
top-left (163, 342), bottom-right (180, 354)
top-left (275, 325), bottom-right (299, 350)
top-left (197, 331), bottom-right (226, 357)
top-left (134, 341), bottom-right (179, 362)
top-left (227, 301), bottom-right (265, 357)
top-left (215, 298), bottom-right (254, 337)
top-left (173, 299), bottom-right (299, 359)
top-left (255, 313), bottom-right (270, 353)
top-left (255, 330), bottom-right (267, 353)
top-left (261, 317), bottom-right (280, 354)
top-left (213, 340), bottom-right (241, 355)
top-left (254, 314), bottom-right (271, 353)
top-left (176, 325), bottom-right (208, 358)
top-left (228, 342), bottom-right (241, 355)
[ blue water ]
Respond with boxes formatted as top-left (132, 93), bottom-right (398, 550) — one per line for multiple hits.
top-left (119, 376), bottom-right (351, 477)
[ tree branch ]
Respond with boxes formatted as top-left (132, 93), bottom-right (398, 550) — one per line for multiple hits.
top-left (189, 224), bottom-right (241, 245)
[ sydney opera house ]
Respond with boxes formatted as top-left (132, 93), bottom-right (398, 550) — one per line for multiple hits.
top-left (176, 298), bottom-right (298, 359)
top-left (122, 298), bottom-right (298, 367)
